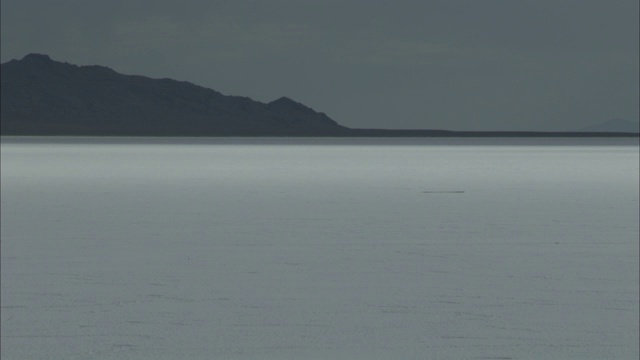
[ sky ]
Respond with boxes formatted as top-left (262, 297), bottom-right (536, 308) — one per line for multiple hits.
top-left (1, 0), bottom-right (638, 131)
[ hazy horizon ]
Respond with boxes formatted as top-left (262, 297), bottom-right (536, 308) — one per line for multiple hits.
top-left (1, 0), bottom-right (638, 132)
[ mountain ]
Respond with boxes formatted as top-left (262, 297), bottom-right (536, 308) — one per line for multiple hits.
top-left (577, 119), bottom-right (639, 133)
top-left (1, 54), bottom-right (350, 136)
top-left (2, 54), bottom-right (638, 137)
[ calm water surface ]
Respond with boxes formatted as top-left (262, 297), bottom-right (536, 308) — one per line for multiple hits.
top-left (1, 137), bottom-right (638, 359)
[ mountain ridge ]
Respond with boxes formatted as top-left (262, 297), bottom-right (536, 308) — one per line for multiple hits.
top-left (1, 54), bottom-right (638, 137)
top-left (1, 54), bottom-right (349, 136)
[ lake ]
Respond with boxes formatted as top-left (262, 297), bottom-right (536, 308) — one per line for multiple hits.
top-left (1, 137), bottom-right (638, 359)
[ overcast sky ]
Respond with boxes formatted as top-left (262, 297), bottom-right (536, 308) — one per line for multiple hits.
top-left (2, 0), bottom-right (638, 131)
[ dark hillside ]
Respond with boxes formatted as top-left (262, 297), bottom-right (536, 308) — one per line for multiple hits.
top-left (1, 54), bottom-right (350, 136)
top-left (2, 54), bottom-right (637, 137)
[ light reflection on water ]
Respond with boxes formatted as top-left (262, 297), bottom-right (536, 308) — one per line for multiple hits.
top-left (1, 137), bottom-right (638, 359)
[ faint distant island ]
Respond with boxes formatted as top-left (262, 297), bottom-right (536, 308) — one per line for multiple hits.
top-left (1, 54), bottom-right (638, 137)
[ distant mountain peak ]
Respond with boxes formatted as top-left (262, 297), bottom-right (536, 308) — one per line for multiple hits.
top-left (270, 96), bottom-right (296, 104)
top-left (265, 95), bottom-right (338, 128)
top-left (21, 53), bottom-right (54, 63)
top-left (269, 96), bottom-right (311, 109)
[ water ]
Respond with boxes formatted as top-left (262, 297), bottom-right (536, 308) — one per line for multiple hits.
top-left (1, 137), bottom-right (638, 359)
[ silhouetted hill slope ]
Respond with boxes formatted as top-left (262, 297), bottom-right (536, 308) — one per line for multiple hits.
top-left (1, 54), bottom-right (349, 136)
top-left (2, 54), bottom-right (638, 137)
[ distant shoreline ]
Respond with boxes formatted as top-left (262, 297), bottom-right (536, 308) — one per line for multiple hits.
top-left (1, 130), bottom-right (638, 137)
top-left (3, 135), bottom-right (638, 148)
top-left (344, 129), bottom-right (640, 138)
